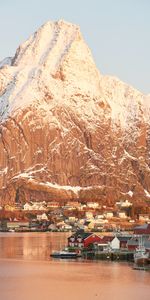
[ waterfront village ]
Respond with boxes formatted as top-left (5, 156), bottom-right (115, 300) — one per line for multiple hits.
top-left (0, 198), bottom-right (150, 233)
top-left (0, 198), bottom-right (150, 232)
top-left (0, 199), bottom-right (150, 264)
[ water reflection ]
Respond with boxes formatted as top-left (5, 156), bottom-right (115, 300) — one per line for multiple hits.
top-left (0, 233), bottom-right (150, 300)
top-left (0, 232), bottom-right (69, 260)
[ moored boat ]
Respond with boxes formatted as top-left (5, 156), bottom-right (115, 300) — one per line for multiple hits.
top-left (134, 237), bottom-right (149, 265)
top-left (50, 248), bottom-right (81, 259)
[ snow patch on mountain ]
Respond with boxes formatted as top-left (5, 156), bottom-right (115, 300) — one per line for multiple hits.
top-left (127, 190), bottom-right (133, 197)
top-left (12, 171), bottom-right (104, 196)
top-left (144, 189), bottom-right (150, 198)
top-left (0, 57), bottom-right (12, 68)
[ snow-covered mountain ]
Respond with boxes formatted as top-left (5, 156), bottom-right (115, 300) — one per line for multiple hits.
top-left (0, 20), bottom-right (150, 205)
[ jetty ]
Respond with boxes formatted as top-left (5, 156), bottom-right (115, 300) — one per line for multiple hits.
top-left (82, 249), bottom-right (134, 261)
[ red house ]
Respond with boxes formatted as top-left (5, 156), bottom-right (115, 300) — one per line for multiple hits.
top-left (127, 235), bottom-right (150, 251)
top-left (101, 236), bottom-right (114, 244)
top-left (118, 236), bottom-right (131, 249)
top-left (134, 224), bottom-right (150, 235)
top-left (68, 230), bottom-right (102, 248)
top-left (127, 237), bottom-right (139, 251)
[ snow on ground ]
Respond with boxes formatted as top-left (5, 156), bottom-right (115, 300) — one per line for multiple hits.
top-left (127, 190), bottom-right (133, 197)
top-left (0, 57), bottom-right (12, 68)
top-left (39, 181), bottom-right (105, 194)
top-left (12, 171), bottom-right (104, 195)
top-left (41, 181), bottom-right (81, 194)
top-left (144, 189), bottom-right (150, 198)
top-left (124, 150), bottom-right (137, 161)
top-left (0, 167), bottom-right (8, 174)
top-left (99, 75), bottom-right (144, 129)
top-left (118, 150), bottom-right (137, 165)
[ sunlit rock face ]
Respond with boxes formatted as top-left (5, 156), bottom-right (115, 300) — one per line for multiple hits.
top-left (0, 20), bottom-right (150, 205)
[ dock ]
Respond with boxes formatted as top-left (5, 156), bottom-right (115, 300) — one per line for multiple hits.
top-left (82, 250), bottom-right (134, 261)
top-left (133, 264), bottom-right (150, 271)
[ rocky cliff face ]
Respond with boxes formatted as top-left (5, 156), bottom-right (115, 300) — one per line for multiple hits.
top-left (0, 20), bottom-right (150, 205)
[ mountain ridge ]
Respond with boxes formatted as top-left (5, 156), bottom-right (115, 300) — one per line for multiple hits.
top-left (0, 20), bottom-right (149, 205)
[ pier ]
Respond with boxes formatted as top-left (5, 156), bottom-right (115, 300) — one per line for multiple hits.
top-left (82, 250), bottom-right (134, 261)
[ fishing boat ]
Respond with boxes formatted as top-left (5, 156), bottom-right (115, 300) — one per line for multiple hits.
top-left (134, 237), bottom-right (149, 265)
top-left (50, 248), bottom-right (81, 259)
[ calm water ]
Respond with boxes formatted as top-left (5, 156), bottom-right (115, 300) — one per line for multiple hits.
top-left (0, 232), bottom-right (149, 300)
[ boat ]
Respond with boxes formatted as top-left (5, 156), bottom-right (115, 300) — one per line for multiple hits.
top-left (50, 248), bottom-right (81, 259)
top-left (134, 237), bottom-right (149, 265)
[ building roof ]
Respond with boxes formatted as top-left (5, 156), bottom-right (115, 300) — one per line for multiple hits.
top-left (101, 236), bottom-right (114, 243)
top-left (127, 235), bottom-right (149, 246)
top-left (127, 238), bottom-right (139, 246)
top-left (144, 240), bottom-right (150, 249)
top-left (134, 224), bottom-right (150, 230)
top-left (68, 230), bottom-right (92, 240)
top-left (84, 221), bottom-right (91, 226)
top-left (117, 236), bottom-right (131, 242)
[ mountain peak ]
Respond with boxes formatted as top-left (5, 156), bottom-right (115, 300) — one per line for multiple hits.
top-left (0, 20), bottom-right (100, 118)
top-left (12, 19), bottom-right (81, 67)
top-left (41, 19), bottom-right (79, 29)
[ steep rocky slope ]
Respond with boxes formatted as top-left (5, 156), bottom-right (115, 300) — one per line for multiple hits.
top-left (0, 20), bottom-right (150, 205)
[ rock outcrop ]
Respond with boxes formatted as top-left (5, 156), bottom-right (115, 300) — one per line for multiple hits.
top-left (0, 20), bottom-right (150, 205)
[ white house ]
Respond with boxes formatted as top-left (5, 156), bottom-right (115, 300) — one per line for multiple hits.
top-left (47, 202), bottom-right (60, 208)
top-left (23, 203), bottom-right (33, 210)
top-left (85, 211), bottom-right (94, 219)
top-left (32, 202), bottom-right (46, 210)
top-left (139, 214), bottom-right (150, 222)
top-left (87, 202), bottom-right (99, 209)
top-left (68, 216), bottom-right (77, 223)
top-left (95, 215), bottom-right (104, 220)
top-left (116, 200), bottom-right (132, 208)
top-left (98, 236), bottom-right (120, 251)
top-left (104, 212), bottom-right (114, 219)
top-left (61, 224), bottom-right (72, 231)
top-left (121, 200), bottom-right (132, 207)
top-left (37, 213), bottom-right (48, 221)
top-left (118, 212), bottom-right (127, 219)
top-left (110, 236), bottom-right (120, 250)
top-left (77, 204), bottom-right (86, 211)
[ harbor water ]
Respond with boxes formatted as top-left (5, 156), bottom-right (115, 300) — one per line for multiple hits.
top-left (0, 232), bottom-right (149, 300)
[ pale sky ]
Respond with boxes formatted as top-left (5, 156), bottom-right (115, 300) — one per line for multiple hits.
top-left (0, 0), bottom-right (149, 94)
